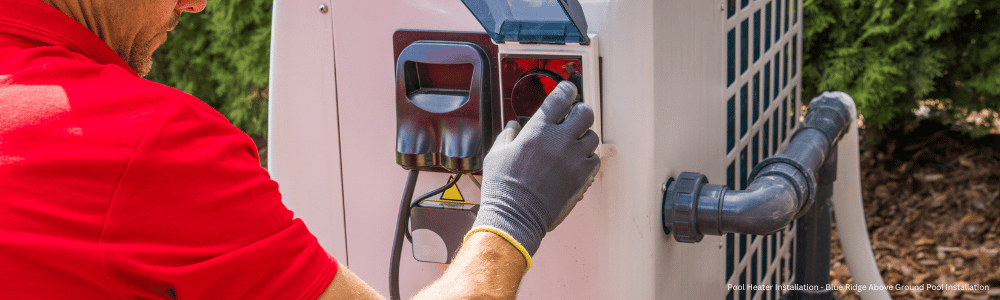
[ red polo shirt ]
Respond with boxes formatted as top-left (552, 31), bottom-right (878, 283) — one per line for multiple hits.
top-left (0, 1), bottom-right (337, 299)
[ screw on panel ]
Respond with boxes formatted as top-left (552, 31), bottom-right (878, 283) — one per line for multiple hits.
top-left (319, 4), bottom-right (329, 13)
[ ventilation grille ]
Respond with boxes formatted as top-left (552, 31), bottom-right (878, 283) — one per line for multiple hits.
top-left (723, 0), bottom-right (803, 299)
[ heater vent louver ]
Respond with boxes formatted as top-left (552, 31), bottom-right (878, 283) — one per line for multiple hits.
top-left (723, 0), bottom-right (803, 299)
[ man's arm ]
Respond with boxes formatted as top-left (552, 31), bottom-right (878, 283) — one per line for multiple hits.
top-left (318, 231), bottom-right (526, 300)
top-left (318, 263), bottom-right (384, 300)
top-left (412, 231), bottom-right (526, 299)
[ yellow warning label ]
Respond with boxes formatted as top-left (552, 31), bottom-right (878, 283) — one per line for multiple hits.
top-left (440, 176), bottom-right (464, 201)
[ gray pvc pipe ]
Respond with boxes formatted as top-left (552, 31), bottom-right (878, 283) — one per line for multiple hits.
top-left (713, 94), bottom-right (850, 236)
top-left (664, 92), bottom-right (889, 298)
top-left (718, 175), bottom-right (800, 235)
top-left (783, 129), bottom-right (831, 174)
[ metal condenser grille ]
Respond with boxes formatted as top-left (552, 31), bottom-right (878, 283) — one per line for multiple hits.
top-left (724, 0), bottom-right (803, 299)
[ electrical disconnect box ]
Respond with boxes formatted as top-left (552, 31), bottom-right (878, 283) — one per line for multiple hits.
top-left (464, 0), bottom-right (603, 137)
top-left (390, 0), bottom-right (603, 267)
top-left (495, 42), bottom-right (602, 137)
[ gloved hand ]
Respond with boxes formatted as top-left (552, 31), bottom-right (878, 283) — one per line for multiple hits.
top-left (467, 81), bottom-right (601, 270)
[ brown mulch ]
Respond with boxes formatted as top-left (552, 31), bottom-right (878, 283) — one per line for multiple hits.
top-left (830, 120), bottom-right (1000, 300)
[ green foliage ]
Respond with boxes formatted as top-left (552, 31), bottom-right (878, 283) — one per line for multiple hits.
top-left (146, 0), bottom-right (272, 137)
top-left (803, 0), bottom-right (1000, 131)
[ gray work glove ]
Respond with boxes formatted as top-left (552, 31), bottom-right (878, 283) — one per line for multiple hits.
top-left (466, 81), bottom-right (601, 270)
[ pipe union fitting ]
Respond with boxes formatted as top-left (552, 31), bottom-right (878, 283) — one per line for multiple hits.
top-left (662, 172), bottom-right (709, 243)
top-left (750, 155), bottom-right (816, 218)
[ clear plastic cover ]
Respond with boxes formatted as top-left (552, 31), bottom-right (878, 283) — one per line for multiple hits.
top-left (462, 0), bottom-right (590, 45)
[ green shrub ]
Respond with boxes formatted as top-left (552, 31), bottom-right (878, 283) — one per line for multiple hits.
top-left (803, 0), bottom-right (1000, 134)
top-left (146, 0), bottom-right (272, 137)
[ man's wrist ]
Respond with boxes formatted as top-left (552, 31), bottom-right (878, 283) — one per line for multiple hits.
top-left (473, 196), bottom-right (546, 250)
top-left (464, 227), bottom-right (533, 272)
top-left (415, 227), bottom-right (528, 299)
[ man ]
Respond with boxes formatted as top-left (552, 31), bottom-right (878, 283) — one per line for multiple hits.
top-left (0, 0), bottom-right (601, 299)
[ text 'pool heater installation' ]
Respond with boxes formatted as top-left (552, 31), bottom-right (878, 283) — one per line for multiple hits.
top-left (267, 0), bottom-right (891, 299)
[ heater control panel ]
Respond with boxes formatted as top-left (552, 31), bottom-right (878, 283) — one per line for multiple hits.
top-left (392, 0), bottom-right (605, 266)
top-left (501, 56), bottom-right (584, 124)
top-left (496, 40), bottom-right (603, 139)
top-left (464, 0), bottom-right (603, 138)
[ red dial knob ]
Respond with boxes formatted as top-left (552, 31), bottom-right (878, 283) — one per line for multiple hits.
top-left (510, 70), bottom-right (564, 118)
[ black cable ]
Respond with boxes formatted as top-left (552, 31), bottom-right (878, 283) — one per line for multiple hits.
top-left (469, 175), bottom-right (481, 189)
top-left (390, 170), bottom-right (419, 300)
top-left (390, 172), bottom-right (462, 300)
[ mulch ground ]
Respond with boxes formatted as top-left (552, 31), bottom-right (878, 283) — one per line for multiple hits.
top-left (830, 120), bottom-right (1000, 300)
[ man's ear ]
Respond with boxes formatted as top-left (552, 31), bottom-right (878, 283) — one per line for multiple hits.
top-left (175, 0), bottom-right (206, 13)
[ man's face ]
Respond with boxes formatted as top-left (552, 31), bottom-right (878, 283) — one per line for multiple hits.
top-left (100, 0), bottom-right (206, 77)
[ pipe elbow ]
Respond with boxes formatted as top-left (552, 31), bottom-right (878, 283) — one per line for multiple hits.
top-left (663, 171), bottom-right (810, 242)
top-left (663, 169), bottom-right (811, 241)
top-left (662, 92), bottom-right (858, 243)
top-left (720, 175), bottom-right (800, 235)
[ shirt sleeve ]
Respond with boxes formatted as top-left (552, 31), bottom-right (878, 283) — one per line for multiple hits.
top-left (101, 95), bottom-right (336, 300)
